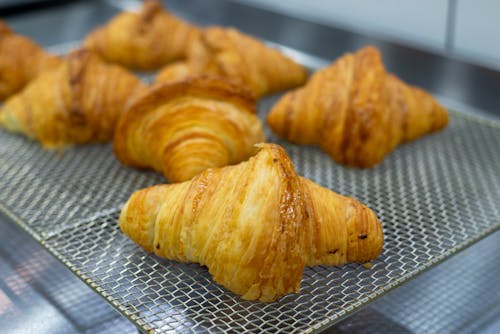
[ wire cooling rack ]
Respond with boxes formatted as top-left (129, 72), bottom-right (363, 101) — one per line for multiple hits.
top-left (1, 45), bottom-right (500, 333)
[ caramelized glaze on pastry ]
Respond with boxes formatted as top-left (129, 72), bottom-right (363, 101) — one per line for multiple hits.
top-left (84, 0), bottom-right (200, 70)
top-left (114, 76), bottom-right (265, 182)
top-left (0, 20), bottom-right (61, 101)
top-left (155, 26), bottom-right (308, 98)
top-left (120, 143), bottom-right (384, 302)
top-left (267, 46), bottom-right (448, 167)
top-left (0, 49), bottom-right (145, 148)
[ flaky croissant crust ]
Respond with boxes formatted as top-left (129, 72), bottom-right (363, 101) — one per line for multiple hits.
top-left (155, 26), bottom-right (308, 98)
top-left (114, 76), bottom-right (265, 182)
top-left (120, 143), bottom-right (383, 302)
top-left (0, 20), bottom-right (61, 100)
top-left (0, 49), bottom-right (144, 148)
top-left (84, 0), bottom-right (199, 70)
top-left (267, 46), bottom-right (448, 167)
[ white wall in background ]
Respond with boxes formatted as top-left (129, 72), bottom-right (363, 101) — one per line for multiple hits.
top-left (233, 0), bottom-right (500, 70)
top-left (454, 0), bottom-right (500, 69)
top-left (233, 0), bottom-right (448, 51)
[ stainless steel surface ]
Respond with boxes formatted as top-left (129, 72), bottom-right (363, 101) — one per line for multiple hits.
top-left (1, 0), bottom-right (500, 333)
top-left (324, 229), bottom-right (500, 334)
top-left (0, 212), bottom-right (136, 334)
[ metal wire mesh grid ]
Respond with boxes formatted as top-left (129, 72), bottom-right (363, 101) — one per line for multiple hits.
top-left (371, 230), bottom-right (500, 334)
top-left (325, 230), bottom-right (500, 334)
top-left (0, 136), bottom-right (163, 239)
top-left (1, 33), bottom-right (500, 333)
top-left (1, 99), bottom-right (499, 333)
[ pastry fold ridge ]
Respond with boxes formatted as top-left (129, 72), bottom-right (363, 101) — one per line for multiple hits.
top-left (120, 143), bottom-right (384, 302)
top-left (267, 46), bottom-right (449, 167)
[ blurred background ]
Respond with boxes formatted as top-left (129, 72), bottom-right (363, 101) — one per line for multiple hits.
top-left (2, 0), bottom-right (499, 71)
top-left (234, 0), bottom-right (500, 71)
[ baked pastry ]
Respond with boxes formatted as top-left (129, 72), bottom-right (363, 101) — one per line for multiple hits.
top-left (155, 26), bottom-right (308, 98)
top-left (267, 46), bottom-right (449, 167)
top-left (0, 49), bottom-right (145, 148)
top-left (120, 143), bottom-right (384, 302)
top-left (84, 0), bottom-right (200, 70)
top-left (0, 20), bottom-right (61, 101)
top-left (114, 76), bottom-right (265, 182)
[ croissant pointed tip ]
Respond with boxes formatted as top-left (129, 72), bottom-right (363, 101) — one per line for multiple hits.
top-left (434, 103), bottom-right (450, 130)
top-left (352, 206), bottom-right (384, 262)
top-left (0, 20), bottom-right (12, 35)
top-left (253, 142), bottom-right (280, 152)
top-left (0, 102), bottom-right (23, 134)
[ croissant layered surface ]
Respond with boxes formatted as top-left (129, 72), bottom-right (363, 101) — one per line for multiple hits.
top-left (267, 46), bottom-right (449, 167)
top-left (120, 144), bottom-right (384, 302)
top-left (0, 20), bottom-right (61, 101)
top-left (84, 0), bottom-right (200, 70)
top-left (155, 26), bottom-right (308, 98)
top-left (0, 49), bottom-right (145, 148)
top-left (114, 76), bottom-right (265, 182)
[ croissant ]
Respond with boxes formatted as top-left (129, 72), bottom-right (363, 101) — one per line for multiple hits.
top-left (114, 76), bottom-right (265, 182)
top-left (0, 20), bottom-right (61, 101)
top-left (267, 46), bottom-right (449, 167)
top-left (120, 143), bottom-right (384, 302)
top-left (0, 49), bottom-right (145, 148)
top-left (155, 26), bottom-right (308, 98)
top-left (84, 0), bottom-right (200, 71)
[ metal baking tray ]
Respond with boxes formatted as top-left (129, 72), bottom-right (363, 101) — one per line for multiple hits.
top-left (1, 1), bottom-right (500, 333)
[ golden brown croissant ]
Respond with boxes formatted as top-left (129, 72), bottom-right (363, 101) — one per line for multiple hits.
top-left (114, 76), bottom-right (265, 182)
top-left (267, 46), bottom-right (449, 167)
top-left (120, 143), bottom-right (384, 302)
top-left (0, 49), bottom-right (145, 148)
top-left (155, 26), bottom-right (308, 98)
top-left (84, 0), bottom-right (200, 70)
top-left (0, 20), bottom-right (61, 101)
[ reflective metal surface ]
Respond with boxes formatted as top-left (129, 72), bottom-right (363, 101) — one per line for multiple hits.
top-left (0, 212), bottom-right (136, 334)
top-left (1, 0), bottom-right (500, 333)
top-left (325, 229), bottom-right (500, 334)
